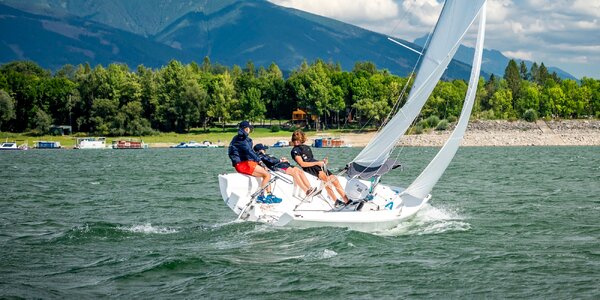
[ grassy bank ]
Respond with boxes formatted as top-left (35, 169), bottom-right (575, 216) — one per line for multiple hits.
top-left (0, 127), bottom-right (353, 148)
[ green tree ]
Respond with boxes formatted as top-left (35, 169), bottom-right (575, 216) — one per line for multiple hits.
top-left (38, 77), bottom-right (77, 126)
top-left (352, 61), bottom-right (378, 77)
top-left (0, 61), bottom-right (48, 131)
top-left (504, 59), bottom-right (521, 103)
top-left (72, 63), bottom-right (94, 132)
top-left (258, 62), bottom-right (287, 120)
top-left (558, 79), bottom-right (580, 118)
top-left (581, 77), bottom-right (600, 117)
top-left (201, 56), bottom-right (212, 73)
top-left (32, 108), bottom-right (52, 134)
top-left (530, 62), bottom-right (539, 83)
top-left (0, 89), bottom-right (16, 130)
top-left (208, 71), bottom-right (236, 130)
top-left (234, 61), bottom-right (258, 97)
top-left (572, 85), bottom-right (592, 118)
top-left (519, 61), bottom-right (529, 81)
top-left (538, 63), bottom-right (549, 85)
top-left (122, 100), bottom-right (153, 135)
top-left (288, 60), bottom-right (344, 130)
top-left (156, 60), bottom-right (189, 132)
top-left (239, 87), bottom-right (266, 122)
top-left (176, 78), bottom-right (207, 132)
top-left (137, 65), bottom-right (160, 128)
top-left (55, 64), bottom-right (77, 80)
top-left (473, 76), bottom-right (488, 116)
top-left (0, 61), bottom-right (50, 77)
top-left (481, 74), bottom-right (499, 112)
top-left (489, 88), bottom-right (514, 119)
top-left (90, 98), bottom-right (120, 135)
top-left (542, 85), bottom-right (566, 118)
top-left (515, 81), bottom-right (540, 117)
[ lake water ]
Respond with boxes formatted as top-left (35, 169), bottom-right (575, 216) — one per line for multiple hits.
top-left (1, 146), bottom-right (598, 298)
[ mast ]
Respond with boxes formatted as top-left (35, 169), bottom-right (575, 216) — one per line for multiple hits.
top-left (348, 0), bottom-right (487, 176)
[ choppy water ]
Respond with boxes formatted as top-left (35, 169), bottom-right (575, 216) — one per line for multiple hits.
top-left (1, 146), bottom-right (598, 298)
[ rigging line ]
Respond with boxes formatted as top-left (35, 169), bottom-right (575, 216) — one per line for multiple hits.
top-left (355, 107), bottom-right (378, 134)
top-left (355, 49), bottom-right (423, 172)
top-left (378, 9), bottom-right (437, 131)
top-left (359, 0), bottom-right (439, 136)
top-left (387, 0), bottom-right (424, 45)
top-left (350, 2), bottom-right (446, 180)
top-left (341, 107), bottom-right (353, 130)
top-left (379, 0), bottom-right (433, 129)
top-left (382, 71), bottom-right (413, 128)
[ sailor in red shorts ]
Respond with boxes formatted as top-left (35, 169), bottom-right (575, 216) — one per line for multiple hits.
top-left (228, 121), bottom-right (282, 204)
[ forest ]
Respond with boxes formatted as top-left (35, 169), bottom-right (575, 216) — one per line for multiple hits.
top-left (0, 58), bottom-right (598, 136)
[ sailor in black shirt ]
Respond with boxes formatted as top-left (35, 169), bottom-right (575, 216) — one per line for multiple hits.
top-left (290, 130), bottom-right (349, 206)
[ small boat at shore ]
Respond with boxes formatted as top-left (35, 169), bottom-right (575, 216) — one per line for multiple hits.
top-left (74, 137), bottom-right (107, 149)
top-left (272, 140), bottom-right (290, 147)
top-left (0, 140), bottom-right (28, 150)
top-left (112, 139), bottom-right (148, 149)
top-left (313, 137), bottom-right (347, 148)
top-left (33, 141), bottom-right (62, 149)
top-left (171, 141), bottom-right (219, 148)
top-left (200, 141), bottom-right (220, 148)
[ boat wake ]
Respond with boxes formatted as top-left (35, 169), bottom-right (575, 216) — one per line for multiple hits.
top-left (377, 203), bottom-right (471, 236)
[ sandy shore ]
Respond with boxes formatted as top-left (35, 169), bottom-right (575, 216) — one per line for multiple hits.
top-left (250, 120), bottom-right (600, 147)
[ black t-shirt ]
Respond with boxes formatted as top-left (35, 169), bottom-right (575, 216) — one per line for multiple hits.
top-left (291, 144), bottom-right (329, 177)
top-left (291, 145), bottom-right (316, 162)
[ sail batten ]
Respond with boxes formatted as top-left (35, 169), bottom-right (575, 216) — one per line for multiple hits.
top-left (350, 0), bottom-right (487, 173)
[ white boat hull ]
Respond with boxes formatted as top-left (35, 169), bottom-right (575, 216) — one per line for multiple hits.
top-left (75, 139), bottom-right (107, 149)
top-left (218, 172), bottom-right (431, 232)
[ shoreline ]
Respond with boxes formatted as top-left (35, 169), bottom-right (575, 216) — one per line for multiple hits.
top-left (250, 120), bottom-right (600, 147)
top-left (11, 120), bottom-right (597, 149)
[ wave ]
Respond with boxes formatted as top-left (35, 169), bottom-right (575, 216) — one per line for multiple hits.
top-left (118, 223), bottom-right (178, 234)
top-left (378, 203), bottom-right (471, 237)
top-left (49, 222), bottom-right (180, 243)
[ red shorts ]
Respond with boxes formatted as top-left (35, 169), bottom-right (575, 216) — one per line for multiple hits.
top-left (235, 161), bottom-right (258, 176)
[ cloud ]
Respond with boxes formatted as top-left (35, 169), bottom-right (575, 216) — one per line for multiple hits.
top-left (267, 0), bottom-right (600, 78)
top-left (572, 0), bottom-right (600, 18)
top-left (269, 0), bottom-right (399, 22)
top-left (502, 50), bottom-right (534, 61)
top-left (486, 0), bottom-right (512, 23)
top-left (557, 56), bottom-right (588, 64)
top-left (401, 0), bottom-right (442, 26)
top-left (574, 19), bottom-right (598, 30)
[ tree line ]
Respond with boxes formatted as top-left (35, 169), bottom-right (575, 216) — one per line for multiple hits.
top-left (0, 58), bottom-right (598, 135)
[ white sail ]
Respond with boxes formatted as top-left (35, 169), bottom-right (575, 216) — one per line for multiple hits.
top-left (351, 0), bottom-right (487, 170)
top-left (404, 2), bottom-right (487, 200)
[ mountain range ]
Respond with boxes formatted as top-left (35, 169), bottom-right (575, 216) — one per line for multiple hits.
top-left (0, 0), bottom-right (575, 80)
top-left (414, 36), bottom-right (576, 80)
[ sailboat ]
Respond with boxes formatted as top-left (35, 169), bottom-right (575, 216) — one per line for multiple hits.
top-left (218, 0), bottom-right (487, 231)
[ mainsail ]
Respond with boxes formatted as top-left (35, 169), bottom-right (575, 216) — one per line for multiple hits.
top-left (349, 0), bottom-right (487, 173)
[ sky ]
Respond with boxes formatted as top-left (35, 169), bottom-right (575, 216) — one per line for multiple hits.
top-left (268, 0), bottom-right (600, 79)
